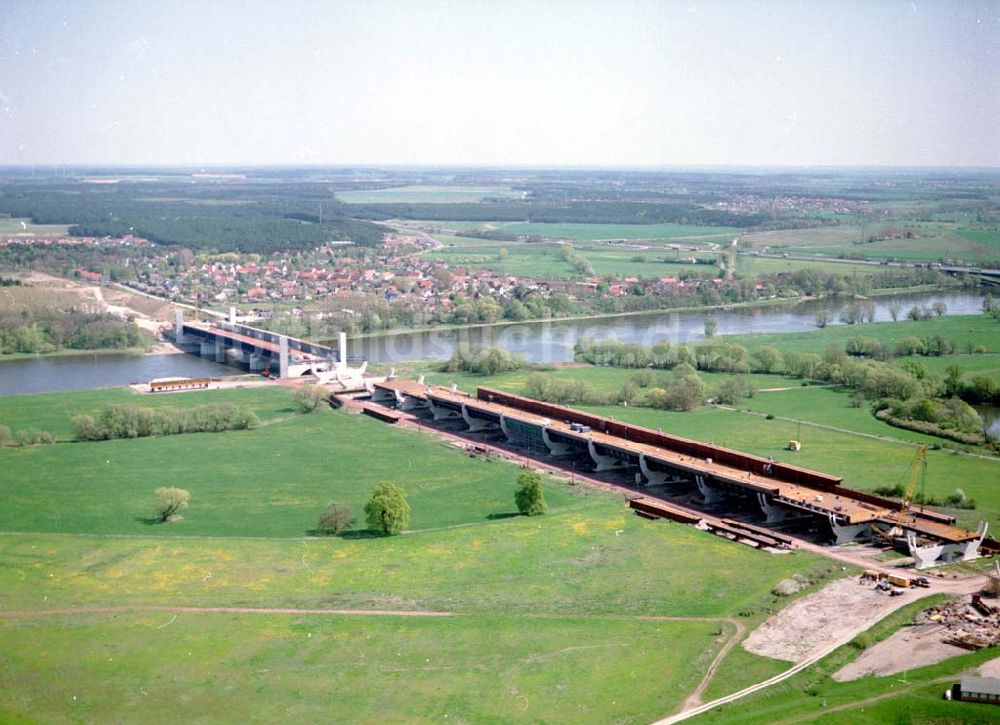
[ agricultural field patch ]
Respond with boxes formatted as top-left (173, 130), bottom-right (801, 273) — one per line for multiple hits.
top-left (497, 222), bottom-right (742, 242)
top-left (0, 217), bottom-right (72, 237)
top-left (335, 186), bottom-right (523, 204)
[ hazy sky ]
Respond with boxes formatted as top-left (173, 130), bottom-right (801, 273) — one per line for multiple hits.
top-left (0, 0), bottom-right (997, 167)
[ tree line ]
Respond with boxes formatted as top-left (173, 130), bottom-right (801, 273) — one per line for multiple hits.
top-left (72, 403), bottom-right (258, 441)
top-left (0, 309), bottom-right (144, 354)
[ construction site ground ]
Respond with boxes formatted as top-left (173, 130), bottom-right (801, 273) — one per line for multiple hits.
top-left (833, 624), bottom-right (969, 681)
top-left (743, 577), bottom-right (931, 663)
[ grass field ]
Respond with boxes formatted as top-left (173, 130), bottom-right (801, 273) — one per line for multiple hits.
top-left (0, 611), bottom-right (717, 724)
top-left (0, 380), bottom-right (846, 722)
top-left (497, 222), bottom-right (741, 242)
top-left (424, 242), bottom-right (719, 280)
top-left (3, 312), bottom-right (999, 720)
top-left (0, 386), bottom-right (298, 441)
top-left (744, 225), bottom-right (1000, 262)
top-left (0, 217), bottom-right (71, 236)
top-left (724, 314), bottom-right (1000, 356)
top-left (335, 186), bottom-right (523, 204)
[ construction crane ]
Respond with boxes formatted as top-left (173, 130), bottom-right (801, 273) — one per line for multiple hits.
top-left (897, 444), bottom-right (928, 521)
top-left (874, 444), bottom-right (928, 542)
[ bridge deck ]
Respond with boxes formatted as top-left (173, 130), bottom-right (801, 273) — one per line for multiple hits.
top-left (184, 323), bottom-right (282, 353)
top-left (374, 379), bottom-right (430, 400)
top-left (422, 386), bottom-right (979, 543)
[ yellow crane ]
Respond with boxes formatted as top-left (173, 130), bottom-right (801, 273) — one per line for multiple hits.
top-left (875, 444), bottom-right (928, 542)
top-left (897, 444), bottom-right (928, 522)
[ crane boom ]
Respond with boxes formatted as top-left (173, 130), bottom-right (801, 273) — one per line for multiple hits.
top-left (897, 444), bottom-right (927, 523)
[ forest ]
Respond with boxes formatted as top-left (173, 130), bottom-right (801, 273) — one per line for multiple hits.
top-left (0, 181), bottom-right (387, 253)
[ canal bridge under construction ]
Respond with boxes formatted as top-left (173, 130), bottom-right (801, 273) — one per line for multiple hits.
top-left (370, 379), bottom-right (988, 570)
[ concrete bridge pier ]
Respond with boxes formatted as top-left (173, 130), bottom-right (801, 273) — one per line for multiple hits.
top-left (542, 427), bottom-right (576, 457)
top-left (461, 404), bottom-right (495, 432)
top-left (695, 474), bottom-right (724, 505)
top-left (828, 514), bottom-right (871, 545)
top-left (175, 310), bottom-right (186, 343)
top-left (587, 440), bottom-right (627, 472)
top-left (199, 339), bottom-right (227, 363)
top-left (278, 336), bottom-right (289, 379)
top-left (906, 522), bottom-right (987, 570)
top-left (757, 493), bottom-right (796, 524)
top-left (639, 453), bottom-right (669, 485)
top-left (248, 354), bottom-right (269, 373)
top-left (428, 398), bottom-right (462, 421)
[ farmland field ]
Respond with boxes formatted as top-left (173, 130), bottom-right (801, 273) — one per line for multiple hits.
top-left (744, 225), bottom-right (1000, 262)
top-left (424, 242), bottom-right (719, 279)
top-left (335, 186), bottom-right (523, 204)
top-left (0, 217), bottom-right (71, 236)
top-left (496, 222), bottom-right (742, 242)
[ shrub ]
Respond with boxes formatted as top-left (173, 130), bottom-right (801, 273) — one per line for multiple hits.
top-left (71, 414), bottom-right (102, 441)
top-left (514, 471), bottom-right (547, 516)
top-left (294, 385), bottom-right (328, 413)
top-left (14, 428), bottom-right (54, 445)
top-left (772, 579), bottom-right (802, 597)
top-left (715, 377), bottom-right (753, 405)
top-left (364, 483), bottom-right (410, 536)
top-left (154, 487), bottom-right (190, 522)
top-left (75, 403), bottom-right (257, 441)
top-left (316, 502), bottom-right (355, 535)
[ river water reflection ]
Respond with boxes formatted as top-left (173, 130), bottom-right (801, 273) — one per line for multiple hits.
top-left (0, 290), bottom-right (986, 396)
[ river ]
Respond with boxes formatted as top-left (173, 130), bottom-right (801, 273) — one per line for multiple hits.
top-left (0, 290), bottom-right (986, 396)
top-left (0, 352), bottom-right (234, 397)
top-left (348, 290), bottom-right (985, 365)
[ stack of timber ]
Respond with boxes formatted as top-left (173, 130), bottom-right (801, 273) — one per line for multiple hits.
top-left (629, 497), bottom-right (702, 524)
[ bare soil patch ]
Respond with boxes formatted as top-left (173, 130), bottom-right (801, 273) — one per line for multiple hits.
top-left (833, 623), bottom-right (967, 681)
top-left (743, 577), bottom-right (926, 663)
top-left (978, 655), bottom-right (1000, 677)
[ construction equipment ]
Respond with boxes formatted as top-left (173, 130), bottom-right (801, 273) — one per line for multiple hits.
top-left (874, 444), bottom-right (928, 542)
top-left (914, 576), bottom-right (931, 588)
top-left (887, 574), bottom-right (912, 588)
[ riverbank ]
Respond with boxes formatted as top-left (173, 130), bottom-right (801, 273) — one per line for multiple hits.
top-left (332, 282), bottom-right (966, 343)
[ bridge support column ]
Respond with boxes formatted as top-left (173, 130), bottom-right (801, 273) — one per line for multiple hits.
top-left (588, 439), bottom-right (625, 472)
top-left (542, 427), bottom-right (575, 457)
top-left (248, 354), bottom-right (268, 372)
top-left (695, 475), bottom-right (723, 505)
top-left (462, 404), bottom-right (494, 432)
top-left (199, 339), bottom-right (225, 362)
top-left (757, 493), bottom-right (796, 524)
top-left (427, 398), bottom-right (461, 421)
top-left (175, 310), bottom-right (185, 343)
top-left (906, 522), bottom-right (987, 570)
top-left (639, 453), bottom-right (668, 485)
top-left (499, 415), bottom-right (513, 442)
top-left (828, 515), bottom-right (871, 545)
top-left (278, 336), bottom-right (289, 379)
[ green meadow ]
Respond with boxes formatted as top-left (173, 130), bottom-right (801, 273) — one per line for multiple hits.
top-left (0, 383), bottom-right (841, 723)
